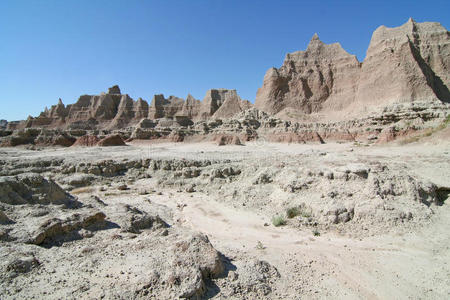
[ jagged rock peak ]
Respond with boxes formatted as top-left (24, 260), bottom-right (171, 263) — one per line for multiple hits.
top-left (307, 33), bottom-right (323, 47)
top-left (285, 34), bottom-right (354, 63)
top-left (108, 85), bottom-right (121, 94)
top-left (255, 18), bottom-right (449, 118)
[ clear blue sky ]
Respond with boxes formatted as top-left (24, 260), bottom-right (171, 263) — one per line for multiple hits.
top-left (0, 0), bottom-right (448, 121)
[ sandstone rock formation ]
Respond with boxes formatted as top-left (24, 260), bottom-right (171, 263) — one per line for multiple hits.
top-left (147, 89), bottom-right (252, 121)
top-left (255, 19), bottom-right (449, 120)
top-left (199, 89), bottom-right (252, 120)
top-left (18, 86), bottom-right (251, 131)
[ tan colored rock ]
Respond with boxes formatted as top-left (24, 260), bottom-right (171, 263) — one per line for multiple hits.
top-left (356, 18), bottom-right (450, 110)
top-left (148, 94), bottom-right (185, 119)
top-left (255, 19), bottom-right (449, 120)
top-left (133, 97), bottom-right (149, 120)
top-left (255, 33), bottom-right (360, 116)
top-left (177, 94), bottom-right (202, 119)
top-left (199, 89), bottom-right (252, 120)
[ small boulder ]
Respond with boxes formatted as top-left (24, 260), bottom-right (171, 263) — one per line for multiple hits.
top-left (0, 210), bottom-right (13, 224)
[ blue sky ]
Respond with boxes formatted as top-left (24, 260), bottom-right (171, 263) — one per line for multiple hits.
top-left (0, 0), bottom-right (449, 121)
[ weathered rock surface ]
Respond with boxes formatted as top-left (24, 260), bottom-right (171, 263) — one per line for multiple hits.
top-left (255, 19), bottom-right (449, 119)
top-left (15, 86), bottom-right (251, 131)
top-left (97, 134), bottom-right (126, 147)
top-left (0, 174), bottom-right (75, 206)
top-left (30, 211), bottom-right (106, 245)
top-left (200, 89), bottom-right (252, 120)
top-left (168, 234), bottom-right (225, 298)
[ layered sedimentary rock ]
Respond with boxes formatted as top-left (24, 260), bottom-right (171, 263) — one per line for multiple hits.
top-left (181, 94), bottom-right (202, 118)
top-left (205, 89), bottom-right (252, 120)
top-left (255, 19), bottom-right (449, 119)
top-left (148, 95), bottom-right (185, 119)
top-left (148, 89), bottom-right (252, 121)
top-left (16, 86), bottom-right (250, 130)
top-left (255, 33), bottom-right (361, 116)
top-left (356, 18), bottom-right (450, 108)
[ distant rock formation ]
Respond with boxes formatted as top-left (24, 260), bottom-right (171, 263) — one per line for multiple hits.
top-left (0, 120), bottom-right (7, 129)
top-left (16, 86), bottom-right (251, 130)
top-left (255, 19), bottom-right (449, 119)
top-left (199, 89), bottom-right (252, 120)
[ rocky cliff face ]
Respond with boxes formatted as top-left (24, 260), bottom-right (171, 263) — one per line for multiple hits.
top-left (255, 19), bottom-right (449, 120)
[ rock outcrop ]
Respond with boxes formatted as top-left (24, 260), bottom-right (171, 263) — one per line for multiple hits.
top-left (0, 174), bottom-right (75, 206)
top-left (199, 89), bottom-right (252, 120)
top-left (255, 19), bottom-right (449, 120)
top-left (19, 86), bottom-right (251, 131)
top-left (97, 134), bottom-right (126, 147)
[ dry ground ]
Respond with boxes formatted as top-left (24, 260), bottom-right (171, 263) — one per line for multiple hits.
top-left (1, 139), bottom-right (449, 299)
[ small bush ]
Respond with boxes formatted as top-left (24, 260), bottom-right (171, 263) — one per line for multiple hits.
top-left (256, 241), bottom-right (266, 250)
top-left (302, 211), bottom-right (311, 218)
top-left (272, 215), bottom-right (286, 227)
top-left (424, 129), bottom-right (433, 137)
top-left (312, 228), bottom-right (320, 236)
top-left (286, 207), bottom-right (300, 218)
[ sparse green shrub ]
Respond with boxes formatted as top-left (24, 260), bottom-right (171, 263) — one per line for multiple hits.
top-left (302, 211), bottom-right (311, 218)
top-left (312, 228), bottom-right (320, 236)
top-left (272, 215), bottom-right (286, 227)
top-left (286, 207), bottom-right (300, 218)
top-left (424, 129), bottom-right (433, 137)
top-left (256, 241), bottom-right (266, 250)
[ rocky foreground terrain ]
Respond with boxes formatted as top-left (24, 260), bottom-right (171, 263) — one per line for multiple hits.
top-left (1, 136), bottom-right (450, 299)
top-left (1, 18), bottom-right (450, 299)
